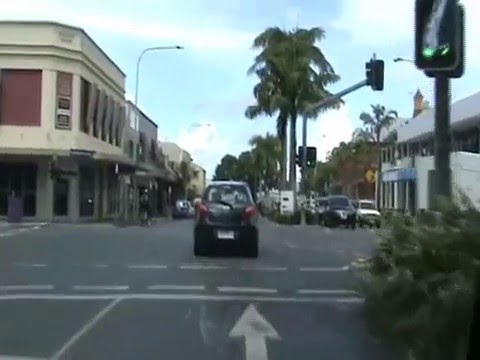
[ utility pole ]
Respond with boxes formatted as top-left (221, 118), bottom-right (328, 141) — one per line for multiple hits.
top-left (414, 0), bottom-right (464, 201)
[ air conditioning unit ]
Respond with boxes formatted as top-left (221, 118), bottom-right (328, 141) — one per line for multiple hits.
top-left (56, 97), bottom-right (71, 129)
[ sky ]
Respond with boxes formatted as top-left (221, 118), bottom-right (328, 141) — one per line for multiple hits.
top-left (2, 0), bottom-right (479, 178)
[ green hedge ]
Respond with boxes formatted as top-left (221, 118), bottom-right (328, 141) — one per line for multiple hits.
top-left (356, 195), bottom-right (480, 360)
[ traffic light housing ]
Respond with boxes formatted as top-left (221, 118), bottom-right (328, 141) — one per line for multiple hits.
top-left (306, 147), bottom-right (316, 168)
top-left (365, 59), bottom-right (384, 91)
top-left (297, 146), bottom-right (316, 168)
top-left (424, 3), bottom-right (465, 78)
top-left (415, 0), bottom-right (460, 71)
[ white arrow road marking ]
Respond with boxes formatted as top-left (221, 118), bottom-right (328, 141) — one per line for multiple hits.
top-left (229, 304), bottom-right (280, 360)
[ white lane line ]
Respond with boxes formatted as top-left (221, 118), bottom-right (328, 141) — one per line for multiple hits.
top-left (180, 264), bottom-right (227, 270)
top-left (299, 265), bottom-right (350, 272)
top-left (0, 293), bottom-right (364, 303)
top-left (324, 228), bottom-right (332, 234)
top-left (14, 262), bottom-right (48, 268)
top-left (297, 289), bottom-right (360, 296)
top-left (94, 264), bottom-right (109, 268)
top-left (147, 285), bottom-right (205, 291)
top-left (127, 264), bottom-right (168, 270)
top-left (72, 285), bottom-right (129, 291)
top-left (240, 266), bottom-right (287, 272)
top-left (0, 356), bottom-right (47, 360)
top-left (217, 286), bottom-right (277, 294)
top-left (0, 285), bottom-right (54, 291)
top-left (50, 297), bottom-right (123, 360)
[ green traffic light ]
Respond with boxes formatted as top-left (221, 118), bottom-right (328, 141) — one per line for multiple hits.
top-left (422, 47), bottom-right (435, 58)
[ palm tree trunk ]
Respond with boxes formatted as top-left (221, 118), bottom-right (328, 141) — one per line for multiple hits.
top-left (280, 132), bottom-right (287, 190)
top-left (289, 113), bottom-right (297, 211)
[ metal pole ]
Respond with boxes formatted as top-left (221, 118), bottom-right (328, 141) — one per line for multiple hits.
top-left (301, 117), bottom-right (308, 194)
top-left (433, 76), bottom-right (451, 199)
top-left (307, 80), bottom-right (368, 114)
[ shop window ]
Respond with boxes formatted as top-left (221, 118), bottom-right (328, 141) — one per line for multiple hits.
top-left (0, 163), bottom-right (37, 216)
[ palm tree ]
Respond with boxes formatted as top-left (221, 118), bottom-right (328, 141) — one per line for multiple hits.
top-left (179, 161), bottom-right (193, 198)
top-left (246, 26), bottom-right (342, 210)
top-left (354, 105), bottom-right (398, 207)
top-left (249, 133), bottom-right (282, 192)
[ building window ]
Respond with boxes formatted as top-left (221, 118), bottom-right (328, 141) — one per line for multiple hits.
top-left (79, 78), bottom-right (90, 133)
top-left (92, 92), bottom-right (99, 138)
top-left (0, 163), bottom-right (37, 216)
top-left (53, 178), bottom-right (69, 216)
top-left (55, 72), bottom-right (72, 130)
top-left (79, 165), bottom-right (95, 217)
top-left (0, 69), bottom-right (42, 126)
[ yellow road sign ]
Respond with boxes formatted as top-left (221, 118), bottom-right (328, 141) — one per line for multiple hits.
top-left (365, 169), bottom-right (377, 183)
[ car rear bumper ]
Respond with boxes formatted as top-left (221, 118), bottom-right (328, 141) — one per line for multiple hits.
top-left (195, 223), bottom-right (258, 241)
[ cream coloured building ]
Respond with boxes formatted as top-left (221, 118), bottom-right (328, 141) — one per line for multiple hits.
top-left (0, 21), bottom-right (137, 222)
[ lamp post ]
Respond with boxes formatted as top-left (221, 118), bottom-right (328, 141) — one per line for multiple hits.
top-left (124, 45), bottom-right (184, 225)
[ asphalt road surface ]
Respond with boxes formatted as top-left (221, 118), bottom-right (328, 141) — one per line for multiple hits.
top-left (0, 219), bottom-right (405, 360)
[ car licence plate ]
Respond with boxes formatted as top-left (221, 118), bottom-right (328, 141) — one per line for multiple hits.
top-left (217, 230), bottom-right (235, 239)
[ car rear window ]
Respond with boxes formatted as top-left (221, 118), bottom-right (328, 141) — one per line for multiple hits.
top-left (329, 197), bottom-right (350, 208)
top-left (203, 184), bottom-right (253, 205)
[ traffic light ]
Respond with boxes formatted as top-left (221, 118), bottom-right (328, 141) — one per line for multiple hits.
top-left (424, 3), bottom-right (465, 78)
top-left (415, 0), bottom-right (460, 71)
top-left (296, 146), bottom-right (303, 167)
top-left (365, 59), bottom-right (384, 91)
top-left (306, 147), bottom-right (317, 168)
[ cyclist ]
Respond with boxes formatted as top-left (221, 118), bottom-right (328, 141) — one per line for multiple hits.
top-left (139, 191), bottom-right (151, 225)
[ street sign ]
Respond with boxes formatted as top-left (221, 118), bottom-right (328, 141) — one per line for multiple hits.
top-left (365, 169), bottom-right (377, 183)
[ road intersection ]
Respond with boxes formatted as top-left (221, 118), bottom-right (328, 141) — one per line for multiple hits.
top-left (0, 219), bottom-right (404, 360)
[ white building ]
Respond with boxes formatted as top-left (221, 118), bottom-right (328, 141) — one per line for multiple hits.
top-left (380, 90), bottom-right (480, 213)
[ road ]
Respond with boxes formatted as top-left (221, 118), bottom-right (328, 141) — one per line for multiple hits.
top-left (0, 219), bottom-right (405, 360)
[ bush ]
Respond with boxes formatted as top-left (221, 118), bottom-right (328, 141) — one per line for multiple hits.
top-left (356, 195), bottom-right (480, 360)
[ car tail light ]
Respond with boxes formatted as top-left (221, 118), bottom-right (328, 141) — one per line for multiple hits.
top-left (242, 205), bottom-right (258, 223)
top-left (197, 203), bottom-right (209, 220)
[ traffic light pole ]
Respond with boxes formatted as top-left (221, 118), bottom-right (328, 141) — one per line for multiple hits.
top-left (434, 76), bottom-right (451, 199)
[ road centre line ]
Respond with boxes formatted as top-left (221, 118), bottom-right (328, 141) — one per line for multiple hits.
top-left (72, 285), bottom-right (129, 291)
top-left (127, 264), bottom-right (168, 269)
top-left (240, 266), bottom-right (287, 271)
top-left (50, 297), bottom-right (122, 360)
top-left (14, 262), bottom-right (47, 268)
top-left (299, 265), bottom-right (350, 272)
top-left (0, 293), bottom-right (363, 303)
top-left (0, 285), bottom-right (54, 291)
top-left (180, 264), bottom-right (227, 270)
top-left (148, 285), bottom-right (205, 291)
top-left (0, 356), bottom-right (47, 360)
top-left (217, 286), bottom-right (278, 294)
top-left (297, 289), bottom-right (360, 296)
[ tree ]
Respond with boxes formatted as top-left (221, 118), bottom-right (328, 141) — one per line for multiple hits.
top-left (212, 154), bottom-right (238, 181)
top-left (178, 160), bottom-right (193, 198)
top-left (246, 26), bottom-right (342, 209)
top-left (249, 133), bottom-right (281, 191)
top-left (354, 105), bottom-right (398, 207)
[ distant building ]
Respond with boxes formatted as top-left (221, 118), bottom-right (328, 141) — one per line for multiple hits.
top-left (189, 162), bottom-right (206, 196)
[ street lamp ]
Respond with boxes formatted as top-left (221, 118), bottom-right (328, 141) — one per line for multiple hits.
top-left (134, 45), bottom-right (184, 120)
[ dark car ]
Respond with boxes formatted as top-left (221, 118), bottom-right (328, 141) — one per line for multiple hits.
top-left (323, 195), bottom-right (357, 229)
top-left (194, 181), bottom-right (259, 258)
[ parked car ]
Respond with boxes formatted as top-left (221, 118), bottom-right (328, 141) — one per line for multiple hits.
top-left (194, 181), bottom-right (259, 258)
top-left (356, 199), bottom-right (381, 228)
top-left (172, 199), bottom-right (194, 219)
top-left (323, 195), bottom-right (357, 229)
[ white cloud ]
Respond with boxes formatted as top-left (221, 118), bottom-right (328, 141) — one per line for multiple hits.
top-left (0, 0), bottom-right (255, 52)
top-left (175, 122), bottom-right (229, 177)
top-left (333, 0), bottom-right (480, 66)
top-left (305, 105), bottom-right (356, 162)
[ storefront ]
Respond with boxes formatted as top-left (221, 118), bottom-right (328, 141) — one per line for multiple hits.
top-left (381, 167), bottom-right (417, 214)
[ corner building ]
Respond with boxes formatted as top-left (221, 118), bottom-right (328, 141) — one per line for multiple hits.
top-left (0, 21), bottom-right (135, 222)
